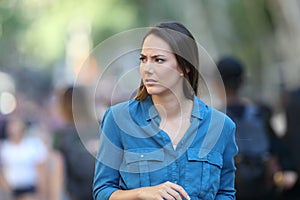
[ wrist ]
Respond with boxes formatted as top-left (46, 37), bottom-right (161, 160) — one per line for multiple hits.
top-left (135, 187), bottom-right (144, 200)
top-left (110, 188), bottom-right (145, 200)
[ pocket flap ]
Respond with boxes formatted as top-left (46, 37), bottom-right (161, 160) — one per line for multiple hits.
top-left (187, 148), bottom-right (207, 161)
top-left (124, 148), bottom-right (164, 164)
top-left (187, 148), bottom-right (223, 168)
top-left (207, 151), bottom-right (223, 168)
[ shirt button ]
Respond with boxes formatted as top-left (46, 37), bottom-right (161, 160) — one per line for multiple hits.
top-left (140, 154), bottom-right (144, 158)
top-left (174, 181), bottom-right (178, 184)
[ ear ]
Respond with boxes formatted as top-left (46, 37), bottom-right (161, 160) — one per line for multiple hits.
top-left (178, 66), bottom-right (190, 76)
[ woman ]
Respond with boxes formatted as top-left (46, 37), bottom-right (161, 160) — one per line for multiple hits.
top-left (0, 116), bottom-right (47, 200)
top-left (52, 86), bottom-right (96, 200)
top-left (93, 22), bottom-right (238, 200)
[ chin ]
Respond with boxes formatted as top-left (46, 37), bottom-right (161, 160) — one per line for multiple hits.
top-left (146, 88), bottom-right (163, 96)
top-left (146, 88), bottom-right (170, 96)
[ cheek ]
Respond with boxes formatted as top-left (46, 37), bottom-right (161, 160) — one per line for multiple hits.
top-left (158, 69), bottom-right (182, 87)
top-left (159, 65), bottom-right (180, 78)
top-left (139, 65), bottom-right (143, 75)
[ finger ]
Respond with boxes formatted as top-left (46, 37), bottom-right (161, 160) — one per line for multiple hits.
top-left (164, 187), bottom-right (182, 200)
top-left (165, 182), bottom-right (190, 200)
top-left (160, 192), bottom-right (179, 200)
top-left (159, 189), bottom-right (175, 200)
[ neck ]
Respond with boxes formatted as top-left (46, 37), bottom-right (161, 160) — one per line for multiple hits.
top-left (226, 89), bottom-right (239, 104)
top-left (226, 90), bottom-right (251, 106)
top-left (151, 92), bottom-right (192, 120)
top-left (10, 137), bottom-right (23, 145)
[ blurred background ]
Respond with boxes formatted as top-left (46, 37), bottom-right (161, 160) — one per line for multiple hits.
top-left (1, 0), bottom-right (300, 199)
top-left (0, 0), bottom-right (300, 115)
top-left (1, 0), bottom-right (300, 113)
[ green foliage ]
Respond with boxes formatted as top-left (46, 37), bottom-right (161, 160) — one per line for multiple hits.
top-left (0, 0), bottom-right (140, 69)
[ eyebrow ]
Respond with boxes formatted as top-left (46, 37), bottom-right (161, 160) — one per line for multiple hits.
top-left (140, 54), bottom-right (166, 58)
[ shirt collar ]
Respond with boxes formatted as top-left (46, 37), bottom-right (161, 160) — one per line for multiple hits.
top-left (141, 95), bottom-right (206, 121)
top-left (191, 95), bottom-right (206, 120)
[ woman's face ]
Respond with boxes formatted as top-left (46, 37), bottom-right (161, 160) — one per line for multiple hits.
top-left (7, 118), bottom-right (25, 142)
top-left (140, 34), bottom-right (183, 97)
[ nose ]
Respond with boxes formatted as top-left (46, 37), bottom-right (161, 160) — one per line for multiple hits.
top-left (142, 61), bottom-right (154, 74)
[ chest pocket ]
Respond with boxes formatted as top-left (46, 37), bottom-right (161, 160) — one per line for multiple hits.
top-left (120, 148), bottom-right (166, 189)
top-left (185, 148), bottom-right (223, 199)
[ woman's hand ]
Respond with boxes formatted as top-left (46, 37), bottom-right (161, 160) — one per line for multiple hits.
top-left (137, 181), bottom-right (190, 200)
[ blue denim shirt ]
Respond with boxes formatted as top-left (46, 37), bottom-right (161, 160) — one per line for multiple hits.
top-left (93, 96), bottom-right (238, 200)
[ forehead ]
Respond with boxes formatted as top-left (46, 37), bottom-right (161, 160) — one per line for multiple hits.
top-left (142, 34), bottom-right (173, 54)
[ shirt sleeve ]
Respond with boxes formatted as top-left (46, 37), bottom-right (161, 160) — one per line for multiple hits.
top-left (93, 108), bottom-right (124, 200)
top-left (216, 121), bottom-right (238, 200)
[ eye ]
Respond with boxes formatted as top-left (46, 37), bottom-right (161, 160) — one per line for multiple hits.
top-left (139, 56), bottom-right (147, 63)
top-left (155, 58), bottom-right (165, 63)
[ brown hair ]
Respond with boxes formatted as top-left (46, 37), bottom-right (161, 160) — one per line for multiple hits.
top-left (59, 86), bottom-right (91, 123)
top-left (135, 21), bottom-right (200, 101)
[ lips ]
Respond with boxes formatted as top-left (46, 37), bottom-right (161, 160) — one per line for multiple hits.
top-left (145, 79), bottom-right (157, 84)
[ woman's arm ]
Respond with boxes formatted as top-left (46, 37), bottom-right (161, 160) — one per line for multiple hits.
top-left (48, 152), bottom-right (64, 200)
top-left (216, 124), bottom-right (238, 200)
top-left (93, 108), bottom-right (124, 199)
top-left (0, 171), bottom-right (10, 191)
top-left (37, 161), bottom-right (47, 200)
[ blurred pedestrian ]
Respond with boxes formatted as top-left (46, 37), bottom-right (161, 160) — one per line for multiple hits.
top-left (93, 21), bottom-right (238, 200)
top-left (216, 56), bottom-right (276, 200)
top-left (281, 87), bottom-right (300, 200)
top-left (0, 115), bottom-right (47, 200)
top-left (53, 86), bottom-right (95, 200)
